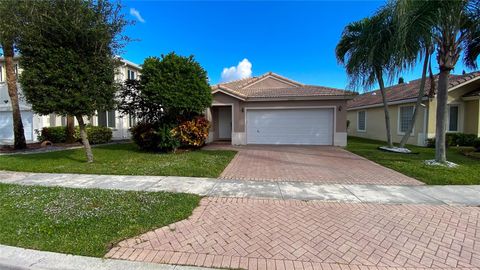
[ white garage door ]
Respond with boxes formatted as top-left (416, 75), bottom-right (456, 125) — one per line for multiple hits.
top-left (0, 111), bottom-right (34, 141)
top-left (246, 108), bottom-right (334, 145)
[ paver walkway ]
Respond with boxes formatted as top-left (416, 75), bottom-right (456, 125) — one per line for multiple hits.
top-left (3, 171), bottom-right (480, 205)
top-left (108, 197), bottom-right (480, 270)
top-left (206, 145), bottom-right (422, 185)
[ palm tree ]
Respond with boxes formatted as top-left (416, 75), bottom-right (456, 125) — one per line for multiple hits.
top-left (395, 0), bottom-right (480, 163)
top-left (0, 0), bottom-right (26, 149)
top-left (336, 7), bottom-right (396, 148)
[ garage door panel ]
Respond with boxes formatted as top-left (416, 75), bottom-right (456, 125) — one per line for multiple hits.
top-left (246, 108), bottom-right (333, 145)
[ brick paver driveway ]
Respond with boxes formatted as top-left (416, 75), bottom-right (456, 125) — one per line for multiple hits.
top-left (209, 145), bottom-right (421, 185)
top-left (108, 198), bottom-right (480, 270)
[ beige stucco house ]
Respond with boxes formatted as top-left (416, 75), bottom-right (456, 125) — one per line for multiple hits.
top-left (347, 72), bottom-right (480, 146)
top-left (207, 72), bottom-right (354, 146)
top-left (0, 57), bottom-right (141, 144)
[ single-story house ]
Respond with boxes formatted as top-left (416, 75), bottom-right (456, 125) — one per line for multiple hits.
top-left (0, 57), bottom-right (141, 144)
top-left (347, 71), bottom-right (480, 146)
top-left (207, 72), bottom-right (354, 146)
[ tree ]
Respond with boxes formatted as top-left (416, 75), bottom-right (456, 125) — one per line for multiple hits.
top-left (119, 53), bottom-right (212, 124)
top-left (336, 7), bottom-right (397, 148)
top-left (18, 0), bottom-right (128, 162)
top-left (0, 0), bottom-right (26, 149)
top-left (396, 0), bottom-right (480, 163)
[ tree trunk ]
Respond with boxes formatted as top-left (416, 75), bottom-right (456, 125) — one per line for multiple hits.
top-left (435, 69), bottom-right (450, 163)
top-left (65, 115), bottom-right (75, 143)
top-left (2, 42), bottom-right (26, 149)
top-left (399, 50), bottom-right (430, 148)
top-left (75, 115), bottom-right (94, 163)
top-left (376, 69), bottom-right (393, 148)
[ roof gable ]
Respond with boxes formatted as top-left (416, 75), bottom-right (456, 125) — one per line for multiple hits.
top-left (213, 71), bottom-right (352, 100)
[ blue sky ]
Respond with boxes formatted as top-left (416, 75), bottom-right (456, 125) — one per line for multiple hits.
top-left (121, 1), bottom-right (471, 91)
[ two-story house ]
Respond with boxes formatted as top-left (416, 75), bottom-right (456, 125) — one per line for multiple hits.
top-left (0, 57), bottom-right (141, 144)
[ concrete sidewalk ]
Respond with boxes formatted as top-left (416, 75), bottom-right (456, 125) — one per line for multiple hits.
top-left (1, 171), bottom-right (480, 206)
top-left (0, 244), bottom-right (210, 270)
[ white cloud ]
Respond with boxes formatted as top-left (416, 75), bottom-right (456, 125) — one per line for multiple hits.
top-left (130, 8), bottom-right (145, 23)
top-left (221, 58), bottom-right (252, 82)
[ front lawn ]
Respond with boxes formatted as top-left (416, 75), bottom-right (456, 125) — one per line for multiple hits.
top-left (0, 183), bottom-right (200, 257)
top-left (0, 143), bottom-right (236, 178)
top-left (347, 136), bottom-right (480, 185)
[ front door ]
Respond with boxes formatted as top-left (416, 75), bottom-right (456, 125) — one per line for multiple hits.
top-left (218, 106), bottom-right (232, 139)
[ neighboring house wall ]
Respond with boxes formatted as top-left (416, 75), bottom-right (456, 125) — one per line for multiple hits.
top-left (464, 100), bottom-right (480, 135)
top-left (347, 102), bottom-right (429, 146)
top-left (0, 58), bottom-right (141, 144)
top-left (348, 85), bottom-right (480, 146)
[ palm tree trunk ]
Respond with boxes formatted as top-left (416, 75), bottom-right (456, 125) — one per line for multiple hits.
top-left (75, 115), bottom-right (94, 163)
top-left (375, 69), bottom-right (393, 148)
top-left (65, 115), bottom-right (75, 143)
top-left (2, 42), bottom-right (26, 149)
top-left (399, 50), bottom-right (430, 148)
top-left (435, 69), bottom-right (449, 163)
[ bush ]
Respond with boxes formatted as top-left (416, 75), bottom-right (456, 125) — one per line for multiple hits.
top-left (448, 133), bottom-right (477, 146)
top-left (473, 138), bottom-right (480, 152)
top-left (172, 116), bottom-right (210, 148)
top-left (37, 126), bottom-right (68, 143)
top-left (75, 125), bottom-right (112, 145)
top-left (37, 125), bottom-right (112, 144)
top-left (130, 123), bottom-right (179, 152)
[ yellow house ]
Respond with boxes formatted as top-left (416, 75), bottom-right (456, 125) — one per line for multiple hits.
top-left (347, 72), bottom-right (480, 146)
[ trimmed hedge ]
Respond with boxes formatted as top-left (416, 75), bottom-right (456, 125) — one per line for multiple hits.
top-left (427, 133), bottom-right (479, 148)
top-left (37, 125), bottom-right (112, 144)
top-left (76, 125), bottom-right (113, 145)
top-left (36, 126), bottom-right (68, 143)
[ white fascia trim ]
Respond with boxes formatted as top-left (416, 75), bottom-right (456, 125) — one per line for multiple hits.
top-left (448, 76), bottom-right (480, 92)
top-left (347, 97), bottom-right (429, 111)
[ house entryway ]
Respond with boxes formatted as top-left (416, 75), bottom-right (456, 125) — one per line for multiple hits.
top-left (211, 105), bottom-right (233, 143)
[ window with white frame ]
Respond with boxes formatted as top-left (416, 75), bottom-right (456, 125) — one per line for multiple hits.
top-left (98, 110), bottom-right (116, 128)
top-left (127, 69), bottom-right (136, 80)
top-left (357, 111), bottom-right (366, 131)
top-left (448, 105), bottom-right (459, 132)
top-left (0, 65), bottom-right (3, 82)
top-left (399, 105), bottom-right (414, 133)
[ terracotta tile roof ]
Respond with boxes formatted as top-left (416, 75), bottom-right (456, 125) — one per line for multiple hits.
top-left (212, 72), bottom-right (353, 99)
top-left (347, 71), bottom-right (480, 109)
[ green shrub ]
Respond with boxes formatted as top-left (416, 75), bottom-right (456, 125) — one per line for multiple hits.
top-left (448, 133), bottom-right (477, 146)
top-left (172, 116), bottom-right (210, 148)
top-left (473, 138), bottom-right (480, 152)
top-left (130, 123), bottom-right (179, 152)
top-left (75, 125), bottom-right (112, 145)
top-left (37, 126), bottom-right (68, 143)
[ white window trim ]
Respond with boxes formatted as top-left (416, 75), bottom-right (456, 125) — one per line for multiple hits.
top-left (447, 103), bottom-right (463, 133)
top-left (397, 105), bottom-right (415, 136)
top-left (357, 110), bottom-right (366, 132)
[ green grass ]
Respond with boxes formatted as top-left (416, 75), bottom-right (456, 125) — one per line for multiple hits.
top-left (347, 136), bottom-right (480, 185)
top-left (0, 143), bottom-right (236, 178)
top-left (0, 183), bottom-right (200, 257)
